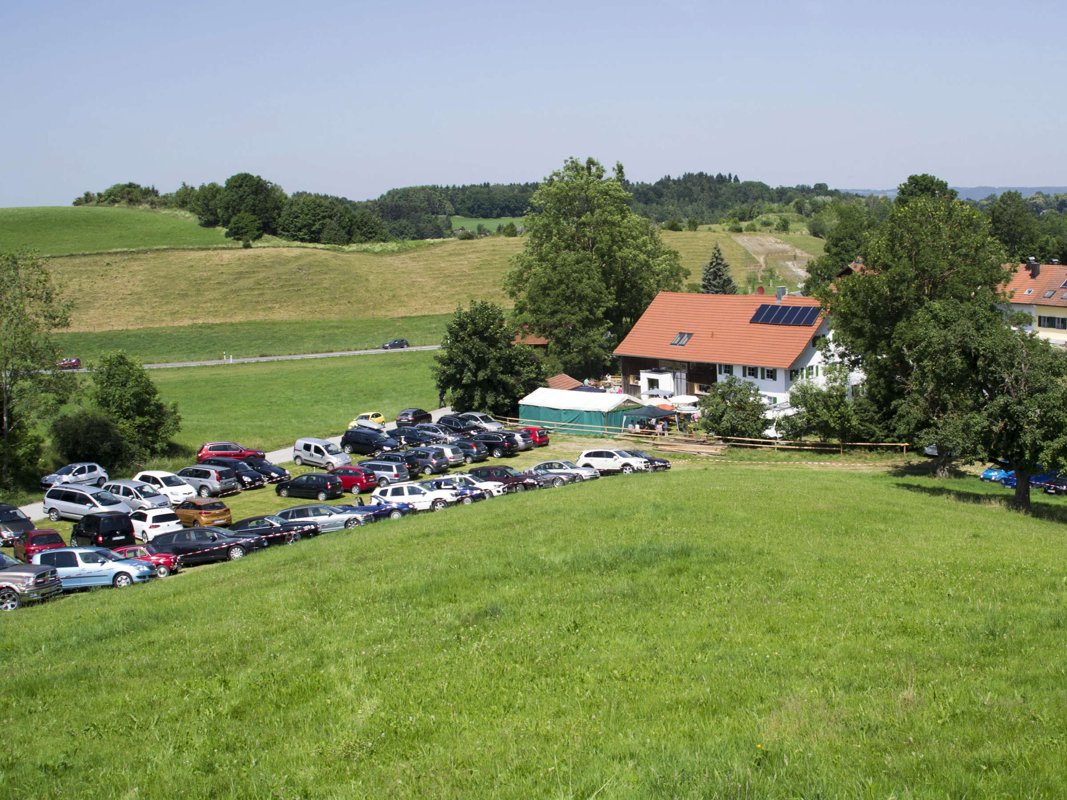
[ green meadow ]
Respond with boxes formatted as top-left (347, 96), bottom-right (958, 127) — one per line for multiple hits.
top-left (2, 464), bottom-right (1065, 798)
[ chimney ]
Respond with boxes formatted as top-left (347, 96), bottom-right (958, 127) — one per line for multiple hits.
top-left (775, 286), bottom-right (787, 303)
top-left (756, 285), bottom-right (765, 295)
top-left (1027, 257), bottom-right (1040, 279)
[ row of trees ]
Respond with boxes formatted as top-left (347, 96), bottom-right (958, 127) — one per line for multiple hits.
top-left (0, 252), bottom-right (178, 490)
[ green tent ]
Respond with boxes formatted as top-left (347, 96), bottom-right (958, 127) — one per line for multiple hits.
top-left (518, 388), bottom-right (643, 436)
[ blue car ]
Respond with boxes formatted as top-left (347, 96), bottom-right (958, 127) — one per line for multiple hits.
top-left (31, 547), bottom-right (155, 589)
top-left (980, 464), bottom-right (1012, 482)
top-left (335, 499), bottom-right (414, 522)
top-left (1000, 471), bottom-right (1057, 489)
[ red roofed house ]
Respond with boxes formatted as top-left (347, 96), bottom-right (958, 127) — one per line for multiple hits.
top-left (613, 292), bottom-right (831, 407)
top-left (1004, 259), bottom-right (1067, 347)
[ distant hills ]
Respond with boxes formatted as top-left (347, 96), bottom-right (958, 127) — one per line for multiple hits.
top-left (848, 186), bottom-right (1067, 201)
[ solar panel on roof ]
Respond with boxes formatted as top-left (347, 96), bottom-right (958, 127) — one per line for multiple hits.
top-left (780, 306), bottom-right (803, 325)
top-left (797, 307), bottom-right (820, 326)
top-left (768, 305), bottom-right (789, 324)
top-left (750, 304), bottom-right (771, 324)
top-left (750, 303), bottom-right (821, 326)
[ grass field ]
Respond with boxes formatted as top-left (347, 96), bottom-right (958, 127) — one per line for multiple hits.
top-left (0, 206), bottom-right (235, 255)
top-left (451, 215), bottom-right (524, 232)
top-left (2, 463), bottom-right (1065, 798)
top-left (54, 315), bottom-right (451, 363)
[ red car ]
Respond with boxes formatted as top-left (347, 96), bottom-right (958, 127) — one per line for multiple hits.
top-left (57, 357), bottom-right (81, 370)
top-left (196, 441), bottom-right (266, 462)
top-left (331, 465), bottom-right (379, 494)
top-left (13, 529), bottom-right (66, 562)
top-left (111, 544), bottom-right (181, 578)
top-left (519, 426), bottom-right (551, 447)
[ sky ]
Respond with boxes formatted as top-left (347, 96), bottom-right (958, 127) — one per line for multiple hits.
top-left (2, 0), bottom-right (1065, 207)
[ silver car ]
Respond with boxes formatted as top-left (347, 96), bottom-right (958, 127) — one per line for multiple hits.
top-left (531, 460), bottom-right (601, 481)
top-left (43, 485), bottom-right (134, 522)
top-left (32, 547), bottom-right (155, 589)
top-left (275, 504), bottom-right (366, 532)
top-left (40, 462), bottom-right (109, 490)
top-left (175, 465), bottom-right (241, 498)
top-left (102, 480), bottom-right (170, 511)
top-left (458, 412), bottom-right (504, 431)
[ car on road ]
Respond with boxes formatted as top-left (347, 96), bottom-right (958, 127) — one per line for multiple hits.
top-left (330, 465), bottom-right (380, 495)
top-left (356, 459), bottom-right (411, 487)
top-left (174, 498), bottom-right (233, 528)
top-left (13, 529), bottom-right (67, 563)
top-left (150, 527), bottom-right (267, 564)
top-left (40, 462), bottom-right (109, 490)
top-left (57, 357), bottom-right (81, 370)
top-left (33, 547), bottom-right (156, 589)
top-left (395, 408), bottom-right (432, 427)
top-left (69, 511), bottom-right (136, 549)
top-left (200, 457), bottom-right (268, 490)
top-left (382, 339), bottom-right (410, 349)
top-left (468, 465), bottom-right (541, 493)
top-left (620, 449), bottom-right (671, 471)
top-left (0, 552), bottom-right (62, 610)
top-left (276, 472), bottom-right (344, 501)
top-left (340, 427), bottom-right (400, 456)
top-left (111, 544), bottom-right (181, 578)
top-left (129, 508), bottom-right (183, 542)
top-left (175, 465), bottom-right (241, 498)
top-left (43, 485), bottom-right (134, 522)
top-left (196, 441), bottom-right (266, 462)
top-left (243, 457), bottom-right (290, 484)
top-left (576, 449), bottom-right (651, 475)
top-left (134, 470), bottom-right (197, 505)
top-left (458, 412), bottom-right (503, 431)
top-left (230, 514), bottom-right (320, 544)
top-left (275, 504), bottom-right (367, 532)
top-left (372, 482), bottom-right (459, 512)
top-left (293, 437), bottom-right (351, 470)
top-left (101, 479), bottom-right (171, 511)
top-left (530, 460), bottom-right (600, 482)
top-left (0, 503), bottom-right (34, 547)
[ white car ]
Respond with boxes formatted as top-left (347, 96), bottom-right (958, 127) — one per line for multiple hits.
top-left (133, 470), bottom-right (196, 505)
top-left (129, 508), bottom-right (184, 542)
top-left (531, 460), bottom-right (601, 481)
top-left (435, 473), bottom-right (506, 498)
top-left (458, 412), bottom-right (504, 431)
top-left (372, 482), bottom-right (459, 512)
top-left (576, 449), bottom-right (650, 475)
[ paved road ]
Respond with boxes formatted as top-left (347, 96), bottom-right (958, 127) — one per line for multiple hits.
top-left (142, 344), bottom-right (441, 370)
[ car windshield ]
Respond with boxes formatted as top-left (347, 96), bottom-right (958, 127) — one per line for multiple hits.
top-left (54, 465), bottom-right (76, 476)
top-left (94, 550), bottom-right (120, 562)
top-left (0, 553), bottom-right (19, 568)
top-left (161, 475), bottom-right (185, 487)
top-left (0, 508), bottom-right (28, 522)
top-left (262, 515), bottom-right (285, 524)
top-left (499, 468), bottom-right (520, 477)
top-left (139, 485), bottom-right (162, 497)
top-left (34, 532), bottom-right (64, 544)
top-left (324, 443), bottom-right (343, 455)
top-left (559, 461), bottom-right (578, 469)
top-left (199, 502), bottom-right (225, 511)
top-left (91, 490), bottom-right (122, 505)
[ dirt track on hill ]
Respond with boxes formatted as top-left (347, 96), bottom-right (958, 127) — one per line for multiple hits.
top-left (733, 235), bottom-right (812, 285)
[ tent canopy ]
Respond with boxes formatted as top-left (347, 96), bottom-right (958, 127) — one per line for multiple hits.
top-left (519, 387), bottom-right (642, 435)
top-left (623, 405), bottom-right (676, 420)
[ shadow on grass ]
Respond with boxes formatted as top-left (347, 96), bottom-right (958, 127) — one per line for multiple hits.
top-left (888, 460), bottom-right (970, 479)
top-left (896, 482), bottom-right (1067, 524)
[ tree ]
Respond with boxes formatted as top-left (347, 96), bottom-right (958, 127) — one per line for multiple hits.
top-left (91, 352), bottom-right (180, 461)
top-left (806, 201), bottom-right (875, 292)
top-left (700, 243), bottom-right (737, 294)
top-left (696, 377), bottom-right (767, 438)
top-left (989, 191), bottom-right (1040, 262)
top-left (433, 302), bottom-right (544, 417)
top-left (50, 410), bottom-right (128, 467)
top-left (895, 173), bottom-right (957, 206)
top-left (218, 172), bottom-right (286, 234)
top-left (0, 252), bottom-right (71, 488)
top-left (506, 157), bottom-right (684, 377)
top-left (192, 182), bottom-right (224, 227)
top-left (225, 212), bottom-right (263, 245)
top-left (782, 365), bottom-right (860, 443)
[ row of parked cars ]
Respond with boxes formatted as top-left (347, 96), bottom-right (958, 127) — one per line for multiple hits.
top-left (0, 407), bottom-right (672, 610)
top-left (979, 463), bottom-right (1067, 493)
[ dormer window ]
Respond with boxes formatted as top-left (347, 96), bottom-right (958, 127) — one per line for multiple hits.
top-left (670, 332), bottom-right (694, 346)
top-left (1024, 289), bottom-right (1034, 295)
top-left (1044, 290), bottom-right (1056, 298)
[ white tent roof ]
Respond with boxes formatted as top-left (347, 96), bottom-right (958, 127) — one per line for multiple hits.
top-left (519, 387), bottom-right (643, 413)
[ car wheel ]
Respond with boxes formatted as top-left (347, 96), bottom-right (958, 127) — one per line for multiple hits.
top-left (491, 447), bottom-right (504, 458)
top-left (622, 464), bottom-right (635, 474)
top-left (155, 564), bottom-right (171, 578)
top-left (316, 491), bottom-right (328, 501)
top-left (96, 477), bottom-right (106, 487)
top-left (431, 499), bottom-right (446, 511)
top-left (462, 496), bottom-right (473, 505)
top-left (345, 517), bottom-right (361, 528)
top-left (0, 588), bottom-right (21, 612)
top-left (227, 546), bottom-right (246, 561)
top-left (285, 531), bottom-right (300, 545)
top-left (423, 466), bottom-right (433, 476)
top-left (512, 483), bottom-right (525, 493)
top-left (113, 572), bottom-right (133, 588)
top-left (198, 485), bottom-right (211, 497)
top-left (377, 478), bottom-right (389, 487)
top-left (464, 455), bottom-right (473, 464)
top-left (552, 477), bottom-right (565, 488)
top-left (351, 485), bottom-right (361, 495)
top-left (47, 508), bottom-right (61, 522)
top-left (389, 509), bottom-right (402, 520)
top-left (279, 487), bottom-right (290, 498)
top-left (293, 455), bottom-right (303, 466)
top-left (342, 444), bottom-right (353, 454)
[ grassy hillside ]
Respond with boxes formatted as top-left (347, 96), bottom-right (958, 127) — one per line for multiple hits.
top-left (3, 464), bottom-right (1065, 798)
top-left (0, 206), bottom-right (234, 255)
top-left (451, 215), bottom-right (524, 231)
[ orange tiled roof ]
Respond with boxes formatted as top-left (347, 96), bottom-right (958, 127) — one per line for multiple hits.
top-left (1005, 263), bottom-right (1067, 308)
top-left (614, 292), bottom-right (823, 369)
top-left (546, 373), bottom-right (583, 390)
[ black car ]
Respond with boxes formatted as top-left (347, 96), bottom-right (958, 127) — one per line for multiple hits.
top-left (69, 512), bottom-right (136, 549)
top-left (382, 338), bottom-right (410, 349)
top-left (473, 431), bottom-right (520, 458)
top-left (436, 415), bottom-right (483, 436)
top-left (469, 465), bottom-right (540, 492)
top-left (229, 514), bottom-right (319, 544)
top-left (340, 427), bottom-right (400, 456)
top-left (276, 473), bottom-right (344, 501)
top-left (0, 503), bottom-right (34, 547)
top-left (393, 426), bottom-right (443, 446)
top-left (621, 450), bottom-right (671, 471)
top-left (242, 457), bottom-right (291, 483)
top-left (398, 448), bottom-right (450, 476)
top-left (452, 438), bottom-right (489, 464)
top-left (201, 457), bottom-right (267, 490)
top-left (395, 408), bottom-right (432, 427)
top-left (151, 527), bottom-right (267, 564)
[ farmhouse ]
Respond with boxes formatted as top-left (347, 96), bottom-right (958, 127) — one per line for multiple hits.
top-left (613, 292), bottom-right (831, 408)
top-left (1004, 259), bottom-right (1067, 347)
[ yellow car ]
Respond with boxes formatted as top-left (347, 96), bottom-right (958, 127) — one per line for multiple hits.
top-left (349, 411), bottom-right (386, 430)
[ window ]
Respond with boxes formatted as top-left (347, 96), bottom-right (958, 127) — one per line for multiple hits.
top-left (1024, 289), bottom-right (1034, 295)
top-left (1038, 316), bottom-right (1067, 330)
top-left (1044, 290), bottom-right (1056, 298)
top-left (745, 366), bottom-right (758, 379)
top-left (789, 369), bottom-right (800, 381)
top-left (717, 364), bottom-right (733, 376)
top-left (670, 332), bottom-right (694, 346)
top-left (696, 383), bottom-right (711, 393)
top-left (646, 377), bottom-right (660, 390)
top-left (812, 334), bottom-right (827, 349)
top-left (760, 368), bottom-right (777, 381)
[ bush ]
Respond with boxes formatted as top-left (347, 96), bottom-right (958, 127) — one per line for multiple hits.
top-left (775, 216), bottom-right (790, 232)
top-left (727, 222), bottom-right (743, 233)
top-left (50, 411), bottom-right (129, 468)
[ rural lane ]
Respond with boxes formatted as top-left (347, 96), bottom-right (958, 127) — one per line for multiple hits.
top-left (141, 344), bottom-right (441, 370)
